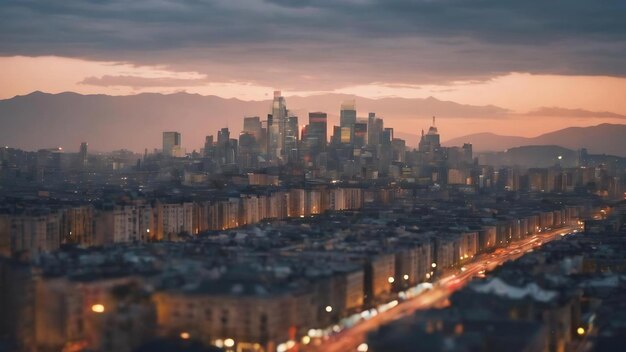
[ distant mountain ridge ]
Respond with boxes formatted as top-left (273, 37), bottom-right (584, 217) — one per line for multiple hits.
top-left (1, 91), bottom-right (624, 156)
top-left (0, 91), bottom-right (510, 152)
top-left (444, 124), bottom-right (626, 156)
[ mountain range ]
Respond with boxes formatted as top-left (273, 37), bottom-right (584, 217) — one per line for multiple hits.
top-left (443, 124), bottom-right (626, 156)
top-left (0, 91), bottom-right (624, 156)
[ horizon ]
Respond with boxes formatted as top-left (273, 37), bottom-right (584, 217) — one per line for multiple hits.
top-left (1, 89), bottom-right (625, 154)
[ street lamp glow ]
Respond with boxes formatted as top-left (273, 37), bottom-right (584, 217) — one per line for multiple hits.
top-left (180, 332), bottom-right (190, 340)
top-left (403, 274), bottom-right (409, 280)
top-left (431, 262), bottom-right (437, 268)
top-left (387, 276), bottom-right (395, 284)
top-left (302, 336), bottom-right (311, 344)
top-left (224, 338), bottom-right (235, 347)
top-left (577, 327), bottom-right (585, 335)
top-left (91, 304), bottom-right (105, 313)
top-left (357, 343), bottom-right (369, 352)
top-left (325, 305), bottom-right (333, 313)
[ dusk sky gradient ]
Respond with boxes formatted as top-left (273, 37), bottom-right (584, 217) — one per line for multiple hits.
top-left (2, 0), bottom-right (626, 141)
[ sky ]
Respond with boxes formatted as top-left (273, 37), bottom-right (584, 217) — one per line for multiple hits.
top-left (1, 0), bottom-right (626, 137)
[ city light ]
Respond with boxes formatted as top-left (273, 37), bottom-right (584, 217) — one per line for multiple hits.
top-left (432, 262), bottom-right (437, 268)
top-left (403, 274), bottom-right (409, 280)
top-left (302, 336), bottom-right (311, 344)
top-left (180, 332), bottom-right (190, 340)
top-left (325, 305), bottom-right (333, 313)
top-left (387, 276), bottom-right (395, 284)
top-left (91, 304), bottom-right (105, 313)
top-left (224, 338), bottom-right (235, 347)
top-left (577, 327), bottom-right (585, 335)
top-left (357, 343), bottom-right (369, 351)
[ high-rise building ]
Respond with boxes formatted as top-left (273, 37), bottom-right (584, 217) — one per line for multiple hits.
top-left (79, 142), bottom-right (88, 167)
top-left (367, 113), bottom-right (383, 148)
top-left (283, 115), bottom-right (299, 163)
top-left (203, 135), bottom-right (214, 158)
top-left (308, 112), bottom-right (327, 151)
top-left (268, 91), bottom-right (288, 161)
top-left (340, 100), bottom-right (357, 145)
top-left (162, 132), bottom-right (181, 157)
top-left (238, 132), bottom-right (259, 170)
top-left (243, 116), bottom-right (262, 141)
top-left (302, 112), bottom-right (328, 166)
top-left (353, 120), bottom-right (367, 148)
top-left (418, 117), bottom-right (441, 153)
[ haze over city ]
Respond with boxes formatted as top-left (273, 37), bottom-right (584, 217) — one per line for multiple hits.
top-left (1, 2), bottom-right (625, 352)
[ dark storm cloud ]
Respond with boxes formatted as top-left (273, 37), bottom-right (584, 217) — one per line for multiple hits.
top-left (1, 0), bottom-right (625, 89)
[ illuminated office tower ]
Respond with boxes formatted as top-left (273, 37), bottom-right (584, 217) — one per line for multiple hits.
top-left (162, 131), bottom-right (181, 157)
top-left (340, 100), bottom-right (357, 145)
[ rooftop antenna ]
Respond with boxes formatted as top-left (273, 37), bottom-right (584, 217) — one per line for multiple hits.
top-left (432, 116), bottom-right (436, 126)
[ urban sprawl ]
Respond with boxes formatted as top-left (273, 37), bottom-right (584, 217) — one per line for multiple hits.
top-left (1, 91), bottom-right (625, 352)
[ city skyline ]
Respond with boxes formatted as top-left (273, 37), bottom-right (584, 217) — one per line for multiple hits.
top-left (1, 2), bottom-right (625, 352)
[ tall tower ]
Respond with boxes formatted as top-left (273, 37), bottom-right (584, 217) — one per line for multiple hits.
top-left (340, 100), bottom-right (357, 145)
top-left (162, 132), bottom-right (181, 157)
top-left (419, 117), bottom-right (440, 152)
top-left (268, 90), bottom-right (287, 161)
top-left (79, 142), bottom-right (88, 167)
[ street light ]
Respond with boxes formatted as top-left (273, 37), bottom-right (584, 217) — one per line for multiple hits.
top-left (431, 262), bottom-right (437, 268)
top-left (387, 276), bottom-right (395, 284)
top-left (91, 304), bottom-right (105, 313)
top-left (325, 305), bottom-right (333, 313)
top-left (357, 343), bottom-right (369, 352)
top-left (403, 274), bottom-right (409, 280)
top-left (180, 332), bottom-right (190, 340)
top-left (224, 338), bottom-right (235, 347)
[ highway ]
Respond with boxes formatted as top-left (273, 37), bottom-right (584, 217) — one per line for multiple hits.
top-left (302, 225), bottom-right (580, 352)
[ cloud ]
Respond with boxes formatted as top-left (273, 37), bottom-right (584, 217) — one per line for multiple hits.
top-left (1, 0), bottom-right (626, 90)
top-left (525, 107), bottom-right (626, 119)
top-left (79, 75), bottom-right (209, 88)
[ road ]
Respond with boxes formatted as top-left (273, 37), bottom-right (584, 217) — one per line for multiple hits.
top-left (303, 225), bottom-right (579, 352)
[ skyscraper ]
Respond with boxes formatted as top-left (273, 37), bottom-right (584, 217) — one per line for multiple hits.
top-left (284, 115), bottom-right (299, 163)
top-left (79, 142), bottom-right (88, 167)
top-left (162, 132), bottom-right (181, 157)
top-left (304, 112), bottom-right (328, 163)
top-left (367, 112), bottom-right (383, 148)
top-left (243, 116), bottom-right (262, 141)
top-left (268, 91), bottom-right (287, 161)
top-left (418, 116), bottom-right (441, 153)
top-left (340, 100), bottom-right (357, 145)
top-left (353, 120), bottom-right (367, 148)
